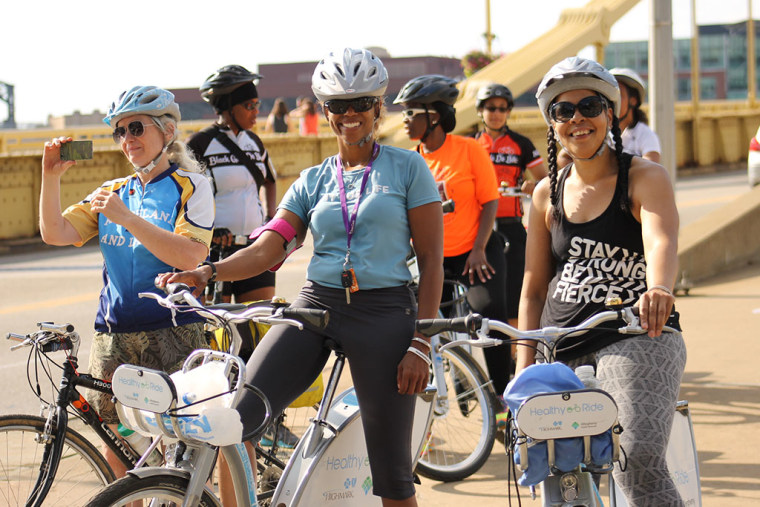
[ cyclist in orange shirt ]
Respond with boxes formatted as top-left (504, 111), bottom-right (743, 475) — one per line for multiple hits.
top-left (395, 75), bottom-right (512, 401)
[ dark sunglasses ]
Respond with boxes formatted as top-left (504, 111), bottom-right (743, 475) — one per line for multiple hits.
top-left (484, 106), bottom-right (509, 113)
top-left (324, 97), bottom-right (377, 115)
top-left (549, 95), bottom-right (606, 123)
top-left (240, 100), bottom-right (260, 111)
top-left (112, 121), bottom-right (157, 143)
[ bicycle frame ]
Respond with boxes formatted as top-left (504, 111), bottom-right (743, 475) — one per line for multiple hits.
top-left (271, 344), bottom-right (436, 506)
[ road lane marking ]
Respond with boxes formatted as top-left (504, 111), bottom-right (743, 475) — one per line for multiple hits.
top-left (0, 292), bottom-right (100, 315)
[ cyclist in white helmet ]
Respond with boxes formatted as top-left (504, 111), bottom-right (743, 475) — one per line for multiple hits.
top-left (159, 48), bottom-right (444, 506)
top-left (39, 86), bottom-right (215, 479)
top-left (610, 67), bottom-right (661, 163)
top-left (518, 57), bottom-right (685, 505)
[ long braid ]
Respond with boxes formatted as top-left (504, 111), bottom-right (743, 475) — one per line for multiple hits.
top-left (546, 127), bottom-right (560, 221)
top-left (610, 115), bottom-right (631, 213)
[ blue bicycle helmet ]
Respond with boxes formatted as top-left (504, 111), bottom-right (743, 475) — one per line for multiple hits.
top-left (103, 86), bottom-right (181, 127)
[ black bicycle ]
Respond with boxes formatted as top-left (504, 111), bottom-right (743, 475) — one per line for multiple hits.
top-left (2, 322), bottom-right (159, 506)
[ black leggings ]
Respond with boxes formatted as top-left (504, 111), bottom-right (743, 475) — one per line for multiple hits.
top-left (443, 233), bottom-right (510, 394)
top-left (235, 281), bottom-right (419, 500)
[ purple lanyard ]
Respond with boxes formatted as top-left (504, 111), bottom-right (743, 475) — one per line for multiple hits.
top-left (336, 143), bottom-right (379, 260)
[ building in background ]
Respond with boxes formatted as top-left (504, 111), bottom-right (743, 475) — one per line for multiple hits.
top-left (604, 19), bottom-right (760, 101)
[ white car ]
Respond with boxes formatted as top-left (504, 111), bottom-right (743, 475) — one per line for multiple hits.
top-left (749, 125), bottom-right (760, 186)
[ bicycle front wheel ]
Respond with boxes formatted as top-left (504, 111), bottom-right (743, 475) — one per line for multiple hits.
top-left (85, 474), bottom-right (220, 506)
top-left (0, 414), bottom-right (115, 507)
top-left (416, 339), bottom-right (498, 482)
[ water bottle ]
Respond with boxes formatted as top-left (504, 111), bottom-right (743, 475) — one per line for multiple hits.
top-left (117, 423), bottom-right (163, 466)
top-left (574, 365), bottom-right (599, 389)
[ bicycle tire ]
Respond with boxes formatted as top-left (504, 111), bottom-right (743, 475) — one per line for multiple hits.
top-left (0, 414), bottom-right (115, 507)
top-left (415, 339), bottom-right (499, 482)
top-left (85, 474), bottom-right (220, 507)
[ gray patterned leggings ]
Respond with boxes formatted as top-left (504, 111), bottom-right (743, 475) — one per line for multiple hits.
top-left (565, 332), bottom-right (687, 506)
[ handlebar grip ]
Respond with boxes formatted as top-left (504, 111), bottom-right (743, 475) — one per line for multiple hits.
top-left (281, 307), bottom-right (329, 330)
top-left (164, 282), bottom-right (192, 295)
top-left (416, 314), bottom-right (482, 337)
top-left (37, 322), bottom-right (74, 334)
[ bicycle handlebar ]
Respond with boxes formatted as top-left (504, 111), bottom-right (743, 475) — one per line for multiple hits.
top-left (140, 284), bottom-right (330, 332)
top-left (417, 306), bottom-right (677, 354)
top-left (6, 322), bottom-right (80, 354)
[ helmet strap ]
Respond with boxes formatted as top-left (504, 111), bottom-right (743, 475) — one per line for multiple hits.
top-left (133, 144), bottom-right (168, 175)
top-left (420, 106), bottom-right (439, 144)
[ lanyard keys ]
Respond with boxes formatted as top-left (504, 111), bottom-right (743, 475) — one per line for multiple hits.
top-left (341, 269), bottom-right (359, 304)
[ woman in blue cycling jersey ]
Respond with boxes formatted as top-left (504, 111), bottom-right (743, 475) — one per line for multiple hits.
top-left (40, 86), bottom-right (215, 480)
top-left (160, 48), bottom-right (443, 506)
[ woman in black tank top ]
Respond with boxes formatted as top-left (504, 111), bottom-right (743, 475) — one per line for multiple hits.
top-left (515, 58), bottom-right (686, 505)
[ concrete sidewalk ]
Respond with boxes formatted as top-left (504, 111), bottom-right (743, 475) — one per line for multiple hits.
top-left (412, 263), bottom-right (760, 506)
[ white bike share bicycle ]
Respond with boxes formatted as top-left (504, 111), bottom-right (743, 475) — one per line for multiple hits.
top-left (86, 283), bottom-right (436, 507)
top-left (416, 301), bottom-right (702, 507)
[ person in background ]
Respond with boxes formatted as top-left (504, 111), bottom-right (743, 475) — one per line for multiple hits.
top-left (395, 75), bottom-right (512, 415)
top-left (291, 96), bottom-right (320, 135)
top-left (609, 67), bottom-right (661, 163)
top-left (265, 96), bottom-right (290, 133)
top-left (187, 65), bottom-right (278, 303)
top-left (472, 83), bottom-right (547, 382)
top-left (159, 47), bottom-right (443, 507)
top-left (518, 57), bottom-right (684, 505)
top-left (39, 86), bottom-right (214, 480)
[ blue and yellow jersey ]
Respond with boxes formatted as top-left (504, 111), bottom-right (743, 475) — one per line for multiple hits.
top-left (63, 164), bottom-right (214, 332)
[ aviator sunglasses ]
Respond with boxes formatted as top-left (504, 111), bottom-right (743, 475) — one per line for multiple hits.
top-left (549, 95), bottom-right (606, 123)
top-left (112, 121), bottom-right (158, 143)
top-left (324, 97), bottom-right (377, 115)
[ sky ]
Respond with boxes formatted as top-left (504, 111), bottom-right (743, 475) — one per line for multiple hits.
top-left (2, 0), bottom-right (758, 125)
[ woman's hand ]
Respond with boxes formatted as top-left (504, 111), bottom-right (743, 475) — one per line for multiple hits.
top-left (155, 267), bottom-right (211, 298)
top-left (397, 342), bottom-right (430, 395)
top-left (89, 188), bottom-right (132, 225)
top-left (463, 247), bottom-right (492, 284)
top-left (637, 287), bottom-right (675, 338)
top-left (42, 137), bottom-right (76, 178)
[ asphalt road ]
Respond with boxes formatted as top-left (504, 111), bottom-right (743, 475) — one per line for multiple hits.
top-left (0, 169), bottom-right (757, 505)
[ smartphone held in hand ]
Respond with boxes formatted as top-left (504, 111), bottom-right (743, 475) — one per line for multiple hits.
top-left (60, 140), bottom-right (93, 161)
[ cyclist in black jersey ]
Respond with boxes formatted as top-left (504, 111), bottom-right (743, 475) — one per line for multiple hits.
top-left (187, 65), bottom-right (278, 304)
top-left (519, 57), bottom-right (686, 505)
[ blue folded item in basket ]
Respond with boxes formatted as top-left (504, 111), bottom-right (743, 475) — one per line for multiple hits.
top-left (504, 363), bottom-right (613, 486)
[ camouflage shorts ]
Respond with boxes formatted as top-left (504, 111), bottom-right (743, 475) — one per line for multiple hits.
top-left (85, 322), bottom-right (207, 424)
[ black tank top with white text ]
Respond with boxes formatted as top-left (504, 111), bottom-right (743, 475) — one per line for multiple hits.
top-left (541, 160), bottom-right (646, 360)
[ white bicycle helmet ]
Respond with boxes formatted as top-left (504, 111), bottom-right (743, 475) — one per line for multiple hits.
top-left (609, 67), bottom-right (647, 104)
top-left (103, 86), bottom-right (181, 127)
top-left (536, 57), bottom-right (620, 126)
top-left (311, 48), bottom-right (389, 102)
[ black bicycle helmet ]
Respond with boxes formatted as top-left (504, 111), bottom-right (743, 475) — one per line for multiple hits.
top-left (476, 83), bottom-right (514, 109)
top-left (393, 75), bottom-right (459, 106)
top-left (200, 65), bottom-right (262, 112)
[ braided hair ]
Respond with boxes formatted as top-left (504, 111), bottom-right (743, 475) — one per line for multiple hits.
top-left (546, 127), bottom-right (561, 221)
top-left (545, 103), bottom-right (632, 221)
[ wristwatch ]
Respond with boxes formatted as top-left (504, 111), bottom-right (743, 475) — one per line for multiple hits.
top-left (200, 261), bottom-right (217, 283)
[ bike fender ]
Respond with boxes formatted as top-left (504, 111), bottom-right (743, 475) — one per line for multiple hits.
top-left (126, 467), bottom-right (190, 480)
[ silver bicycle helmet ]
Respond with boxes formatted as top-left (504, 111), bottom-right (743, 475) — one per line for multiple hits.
top-left (476, 83), bottom-right (514, 109)
top-left (393, 75), bottom-right (459, 106)
top-left (311, 48), bottom-right (388, 102)
top-left (609, 67), bottom-right (647, 104)
top-left (536, 57), bottom-right (620, 126)
top-left (103, 86), bottom-right (181, 127)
